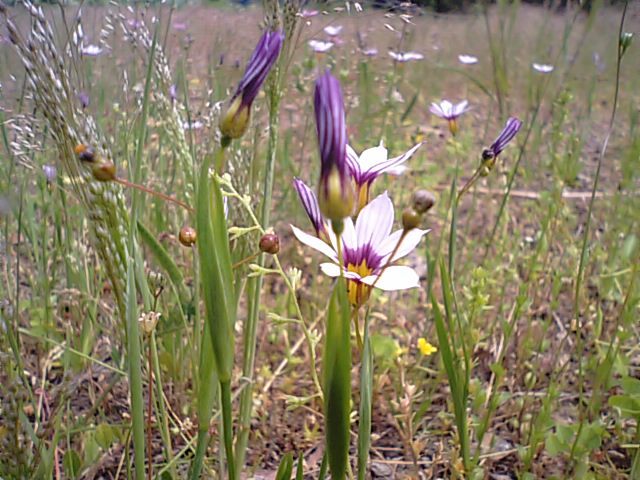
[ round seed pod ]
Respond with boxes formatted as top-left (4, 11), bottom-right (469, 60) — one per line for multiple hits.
top-left (402, 208), bottom-right (421, 231)
top-left (92, 162), bottom-right (116, 181)
top-left (412, 190), bottom-right (436, 214)
top-left (259, 232), bottom-right (280, 255)
top-left (179, 226), bottom-right (197, 247)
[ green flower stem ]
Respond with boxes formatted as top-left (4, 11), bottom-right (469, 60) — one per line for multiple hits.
top-left (220, 380), bottom-right (237, 480)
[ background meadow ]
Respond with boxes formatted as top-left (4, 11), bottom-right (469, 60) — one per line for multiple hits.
top-left (1, 0), bottom-right (639, 478)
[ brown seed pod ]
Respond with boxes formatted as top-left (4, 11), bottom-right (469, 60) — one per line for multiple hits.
top-left (92, 162), bottom-right (116, 182)
top-left (259, 232), bottom-right (280, 255)
top-left (412, 190), bottom-right (436, 214)
top-left (402, 208), bottom-right (421, 231)
top-left (179, 226), bottom-right (197, 247)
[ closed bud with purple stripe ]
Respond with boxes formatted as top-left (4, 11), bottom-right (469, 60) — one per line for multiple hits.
top-left (488, 117), bottom-right (522, 158)
top-left (314, 70), bottom-right (354, 224)
top-left (220, 29), bottom-right (284, 140)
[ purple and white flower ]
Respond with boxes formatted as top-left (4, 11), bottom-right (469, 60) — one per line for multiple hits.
top-left (324, 25), bottom-right (343, 37)
top-left (429, 100), bottom-right (469, 121)
top-left (361, 47), bottom-right (378, 57)
top-left (430, 100), bottom-right (470, 136)
top-left (532, 63), bottom-right (554, 73)
top-left (346, 141), bottom-right (422, 210)
top-left (301, 9), bottom-right (319, 18)
top-left (389, 51), bottom-right (424, 62)
top-left (458, 54), bottom-right (478, 65)
top-left (291, 192), bottom-right (429, 306)
top-left (309, 40), bottom-right (334, 53)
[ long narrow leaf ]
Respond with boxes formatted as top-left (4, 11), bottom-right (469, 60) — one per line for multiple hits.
top-left (357, 313), bottom-right (373, 480)
top-left (196, 156), bottom-right (236, 382)
top-left (324, 277), bottom-right (352, 480)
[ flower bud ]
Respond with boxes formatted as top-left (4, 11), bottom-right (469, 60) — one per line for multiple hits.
top-left (219, 30), bottom-right (284, 141)
top-left (259, 232), bottom-right (280, 254)
top-left (314, 71), bottom-right (354, 223)
top-left (402, 208), bottom-right (421, 231)
top-left (620, 32), bottom-right (633, 57)
top-left (219, 96), bottom-right (251, 140)
top-left (92, 161), bottom-right (116, 182)
top-left (179, 226), bottom-right (197, 247)
top-left (412, 190), bottom-right (435, 214)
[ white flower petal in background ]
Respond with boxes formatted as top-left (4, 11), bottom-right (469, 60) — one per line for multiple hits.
top-left (532, 63), bottom-right (554, 73)
top-left (81, 44), bottom-right (104, 56)
top-left (458, 54), bottom-right (478, 65)
top-left (389, 51), bottom-right (424, 62)
top-left (308, 40), bottom-right (334, 53)
top-left (323, 25), bottom-right (343, 36)
top-left (361, 47), bottom-right (378, 57)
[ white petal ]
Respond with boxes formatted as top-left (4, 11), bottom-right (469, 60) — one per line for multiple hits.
top-left (385, 165), bottom-right (407, 176)
top-left (291, 225), bottom-right (338, 261)
top-left (361, 265), bottom-right (420, 291)
top-left (341, 217), bottom-right (358, 251)
top-left (356, 192), bottom-right (394, 248)
top-left (320, 263), bottom-right (361, 280)
top-left (377, 228), bottom-right (430, 262)
top-left (359, 144), bottom-right (388, 171)
top-left (368, 142), bottom-right (422, 178)
top-left (454, 100), bottom-right (469, 116)
top-left (429, 102), bottom-right (444, 118)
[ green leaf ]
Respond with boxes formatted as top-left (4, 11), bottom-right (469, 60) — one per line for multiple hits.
top-left (95, 423), bottom-right (116, 450)
top-left (275, 452), bottom-right (294, 480)
top-left (370, 333), bottom-right (398, 364)
top-left (609, 395), bottom-right (640, 417)
top-left (196, 156), bottom-right (236, 382)
top-left (63, 450), bottom-right (82, 479)
top-left (295, 452), bottom-right (304, 480)
top-left (324, 277), bottom-right (352, 480)
top-left (357, 314), bottom-right (373, 480)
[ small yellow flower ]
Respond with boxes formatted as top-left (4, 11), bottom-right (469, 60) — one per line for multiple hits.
top-left (417, 338), bottom-right (437, 356)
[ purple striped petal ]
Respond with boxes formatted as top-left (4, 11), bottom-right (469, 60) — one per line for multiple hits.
top-left (490, 117), bottom-right (522, 156)
top-left (314, 70), bottom-right (347, 181)
top-left (346, 145), bottom-right (362, 184)
top-left (233, 30), bottom-right (284, 108)
top-left (293, 178), bottom-right (327, 237)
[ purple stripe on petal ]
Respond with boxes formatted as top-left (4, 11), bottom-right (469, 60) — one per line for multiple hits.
top-left (293, 178), bottom-right (326, 236)
top-left (233, 30), bottom-right (284, 108)
top-left (490, 117), bottom-right (522, 156)
top-left (314, 70), bottom-right (348, 180)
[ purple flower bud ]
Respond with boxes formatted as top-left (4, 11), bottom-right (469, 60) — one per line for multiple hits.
top-left (169, 84), bottom-right (177, 102)
top-left (489, 117), bottom-right (522, 157)
top-left (234, 29), bottom-right (284, 109)
top-left (77, 91), bottom-right (90, 109)
top-left (219, 29), bottom-right (284, 140)
top-left (314, 70), bottom-right (353, 222)
top-left (42, 164), bottom-right (57, 184)
top-left (293, 177), bottom-right (327, 239)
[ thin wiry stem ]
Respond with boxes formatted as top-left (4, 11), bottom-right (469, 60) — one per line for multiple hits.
top-left (568, 1), bottom-right (628, 470)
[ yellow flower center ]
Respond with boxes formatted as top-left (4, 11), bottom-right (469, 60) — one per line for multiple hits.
top-left (346, 260), bottom-right (374, 307)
